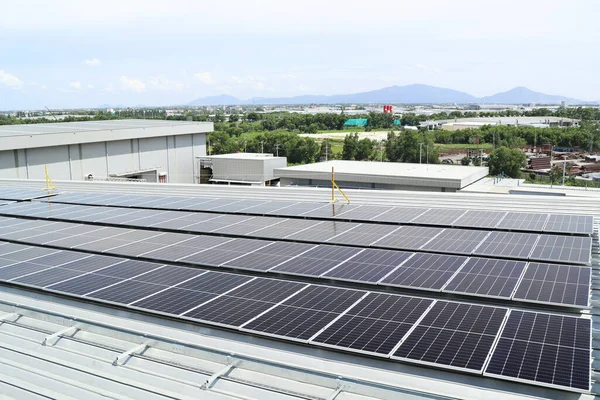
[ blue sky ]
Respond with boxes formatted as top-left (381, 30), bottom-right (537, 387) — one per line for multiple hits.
top-left (1, 0), bottom-right (599, 110)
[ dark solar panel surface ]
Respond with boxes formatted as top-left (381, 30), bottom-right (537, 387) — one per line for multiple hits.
top-left (496, 212), bottom-right (549, 232)
top-left (543, 214), bottom-right (594, 235)
top-left (451, 210), bottom-right (507, 229)
top-left (443, 258), bottom-right (526, 298)
top-left (512, 263), bottom-right (591, 307)
top-left (410, 208), bottom-right (467, 226)
top-left (393, 302), bottom-right (507, 372)
top-left (420, 229), bottom-right (489, 255)
top-left (485, 311), bottom-right (591, 392)
top-left (380, 253), bottom-right (467, 290)
top-left (311, 293), bottom-right (433, 355)
top-left (372, 226), bottom-right (443, 250)
top-left (473, 231), bottom-right (538, 260)
top-left (271, 245), bottom-right (363, 277)
top-left (529, 235), bottom-right (592, 265)
top-left (322, 249), bottom-right (412, 283)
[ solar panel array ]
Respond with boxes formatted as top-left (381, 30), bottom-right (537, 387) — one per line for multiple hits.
top-left (0, 188), bottom-right (55, 201)
top-left (0, 240), bottom-right (590, 392)
top-left (0, 202), bottom-right (592, 265)
top-left (0, 216), bottom-right (590, 309)
top-left (43, 192), bottom-right (595, 235)
top-left (0, 188), bottom-right (594, 394)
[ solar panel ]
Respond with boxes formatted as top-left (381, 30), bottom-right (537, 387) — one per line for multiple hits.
top-left (301, 203), bottom-right (358, 218)
top-left (473, 231), bottom-right (538, 260)
top-left (46, 273), bottom-right (124, 295)
top-left (271, 245), bottom-right (363, 277)
top-left (451, 210), bottom-right (508, 229)
top-left (236, 201), bottom-right (296, 214)
top-left (269, 202), bottom-right (325, 217)
top-left (543, 214), bottom-right (594, 235)
top-left (0, 261), bottom-right (53, 280)
top-left (129, 265), bottom-right (205, 286)
top-left (420, 229), bottom-right (489, 255)
top-left (250, 219), bottom-right (317, 240)
top-left (370, 207), bottom-right (430, 223)
top-left (409, 208), bottom-right (468, 226)
top-left (138, 236), bottom-right (234, 261)
top-left (284, 220), bottom-right (358, 242)
top-left (371, 226), bottom-right (444, 251)
top-left (496, 212), bottom-right (549, 232)
top-left (86, 279), bottom-right (166, 304)
top-left (442, 258), bottom-right (526, 299)
top-left (326, 224), bottom-right (400, 246)
top-left (322, 249), bottom-right (412, 283)
top-left (211, 216), bottom-right (282, 235)
top-left (182, 278), bottom-right (308, 328)
top-left (529, 235), bottom-right (592, 265)
top-left (0, 189), bottom-right (54, 201)
top-left (132, 287), bottom-right (219, 315)
top-left (208, 199), bottom-right (268, 213)
top-left (12, 266), bottom-right (87, 287)
top-left (311, 293), bottom-right (433, 356)
top-left (95, 259), bottom-right (162, 279)
top-left (59, 255), bottom-right (125, 272)
top-left (334, 205), bottom-right (394, 221)
top-left (241, 285), bottom-right (366, 341)
top-left (512, 263), bottom-right (591, 307)
top-left (393, 301), bottom-right (507, 372)
top-left (178, 238), bottom-right (274, 267)
top-left (485, 311), bottom-right (591, 392)
top-left (222, 242), bottom-right (316, 271)
top-left (380, 253), bottom-right (467, 291)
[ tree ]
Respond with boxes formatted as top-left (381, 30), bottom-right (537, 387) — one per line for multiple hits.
top-left (487, 147), bottom-right (526, 178)
top-left (342, 133), bottom-right (360, 160)
top-left (460, 156), bottom-right (471, 166)
top-left (229, 113), bottom-right (239, 123)
top-left (246, 112), bottom-right (260, 122)
top-left (385, 131), bottom-right (439, 164)
top-left (356, 138), bottom-right (375, 160)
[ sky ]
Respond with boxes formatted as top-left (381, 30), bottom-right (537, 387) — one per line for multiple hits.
top-left (1, 0), bottom-right (599, 110)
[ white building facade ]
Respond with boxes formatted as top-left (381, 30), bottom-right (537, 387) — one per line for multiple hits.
top-left (0, 120), bottom-right (212, 183)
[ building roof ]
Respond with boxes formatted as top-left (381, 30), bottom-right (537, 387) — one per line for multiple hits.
top-left (275, 160), bottom-right (489, 189)
top-left (0, 119), bottom-right (213, 151)
top-left (344, 118), bottom-right (368, 126)
top-left (201, 153), bottom-right (282, 160)
top-left (0, 180), bottom-right (597, 399)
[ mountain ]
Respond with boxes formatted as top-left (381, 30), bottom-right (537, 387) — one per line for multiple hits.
top-left (479, 86), bottom-right (580, 104)
top-left (188, 94), bottom-right (243, 106)
top-left (187, 85), bottom-right (585, 106)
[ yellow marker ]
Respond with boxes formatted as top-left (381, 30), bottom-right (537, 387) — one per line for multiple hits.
top-left (330, 167), bottom-right (350, 204)
top-left (44, 165), bottom-right (57, 192)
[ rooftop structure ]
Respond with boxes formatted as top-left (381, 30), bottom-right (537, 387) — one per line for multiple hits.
top-left (0, 179), bottom-right (596, 400)
top-left (436, 116), bottom-right (579, 131)
top-left (275, 160), bottom-right (489, 191)
top-left (343, 118), bottom-right (368, 127)
top-left (0, 119), bottom-right (212, 183)
top-left (197, 153), bottom-right (287, 185)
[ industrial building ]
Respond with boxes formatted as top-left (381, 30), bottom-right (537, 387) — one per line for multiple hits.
top-left (275, 160), bottom-right (489, 191)
top-left (421, 116), bottom-right (580, 131)
top-left (197, 153), bottom-right (287, 186)
top-left (0, 178), bottom-right (597, 400)
top-left (0, 120), bottom-right (212, 183)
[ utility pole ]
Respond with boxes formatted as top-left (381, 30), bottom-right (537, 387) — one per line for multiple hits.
top-left (243, 140), bottom-right (247, 153)
top-left (260, 140), bottom-right (264, 154)
top-left (275, 143), bottom-right (280, 157)
top-left (325, 139), bottom-right (329, 161)
top-left (380, 140), bottom-right (385, 162)
top-left (419, 143), bottom-right (423, 164)
top-left (562, 160), bottom-right (567, 186)
top-left (208, 138), bottom-right (211, 155)
top-left (426, 145), bottom-right (429, 165)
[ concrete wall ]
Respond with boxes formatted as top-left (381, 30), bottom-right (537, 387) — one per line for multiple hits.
top-left (280, 177), bottom-right (455, 192)
top-left (0, 133), bottom-right (206, 183)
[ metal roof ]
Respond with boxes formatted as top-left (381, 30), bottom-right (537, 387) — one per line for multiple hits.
top-left (275, 160), bottom-right (489, 189)
top-left (0, 179), bottom-right (598, 399)
top-left (0, 120), bottom-right (212, 151)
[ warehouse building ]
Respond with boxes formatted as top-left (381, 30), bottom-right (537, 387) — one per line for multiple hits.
top-left (275, 160), bottom-right (489, 191)
top-left (0, 120), bottom-right (212, 183)
top-left (197, 153), bottom-right (287, 186)
top-left (0, 179), bottom-right (597, 400)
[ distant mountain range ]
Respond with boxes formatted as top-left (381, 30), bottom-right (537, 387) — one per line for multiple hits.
top-left (188, 84), bottom-right (593, 106)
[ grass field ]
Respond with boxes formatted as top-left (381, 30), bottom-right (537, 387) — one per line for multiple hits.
top-left (435, 143), bottom-right (493, 152)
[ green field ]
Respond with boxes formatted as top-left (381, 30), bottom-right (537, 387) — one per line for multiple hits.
top-left (435, 143), bottom-right (494, 152)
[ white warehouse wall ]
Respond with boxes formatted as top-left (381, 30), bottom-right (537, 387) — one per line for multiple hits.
top-left (0, 133), bottom-right (206, 183)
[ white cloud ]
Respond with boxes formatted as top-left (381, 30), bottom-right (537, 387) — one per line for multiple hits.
top-left (280, 74), bottom-right (298, 80)
top-left (148, 76), bottom-right (184, 91)
top-left (230, 75), bottom-right (267, 90)
top-left (120, 76), bottom-right (145, 92)
top-left (0, 69), bottom-right (23, 88)
top-left (102, 84), bottom-right (115, 92)
top-left (69, 81), bottom-right (82, 90)
top-left (415, 63), bottom-right (441, 74)
top-left (40, 85), bottom-right (47, 90)
top-left (87, 84), bottom-right (95, 89)
top-left (83, 58), bottom-right (101, 67)
top-left (193, 72), bottom-right (215, 85)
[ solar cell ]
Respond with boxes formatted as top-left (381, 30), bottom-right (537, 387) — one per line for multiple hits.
top-left (322, 249), bottom-right (412, 283)
top-left (241, 285), bottom-right (366, 341)
top-left (86, 279), bottom-right (165, 304)
top-left (301, 203), bottom-right (358, 218)
top-left (12, 267), bottom-right (87, 287)
top-left (46, 273), bottom-right (123, 295)
top-left (442, 258), bottom-right (526, 298)
top-left (95, 259), bottom-right (162, 279)
top-left (271, 245), bottom-right (363, 277)
top-left (236, 201), bottom-right (296, 214)
top-left (473, 231), bottom-right (538, 260)
top-left (326, 224), bottom-right (400, 246)
top-left (208, 199), bottom-right (268, 213)
top-left (393, 301), bottom-right (507, 372)
top-left (410, 208), bottom-right (468, 226)
top-left (496, 212), bottom-right (549, 232)
top-left (59, 255), bottom-right (125, 272)
top-left (0, 261), bottom-right (51, 280)
top-left (485, 311), bottom-right (591, 392)
top-left (250, 219), bottom-right (316, 240)
top-left (512, 263), bottom-right (591, 307)
top-left (380, 253), bottom-right (467, 291)
top-left (138, 237), bottom-right (234, 262)
top-left (130, 265), bottom-right (205, 286)
top-left (529, 235), bottom-right (592, 265)
top-left (132, 287), bottom-right (218, 315)
top-left (451, 210), bottom-right (508, 229)
top-left (274, 202), bottom-right (326, 217)
top-left (334, 205), bottom-right (393, 221)
top-left (285, 220), bottom-right (358, 242)
top-left (211, 216), bottom-right (282, 235)
top-left (371, 226), bottom-right (444, 251)
top-left (311, 294), bottom-right (433, 356)
top-left (178, 238), bottom-right (273, 266)
top-left (420, 229), bottom-right (489, 255)
top-left (543, 214), bottom-right (594, 235)
top-left (0, 246), bottom-right (59, 261)
top-left (370, 207), bottom-right (430, 223)
top-left (222, 242), bottom-right (316, 271)
top-left (175, 271), bottom-right (252, 294)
